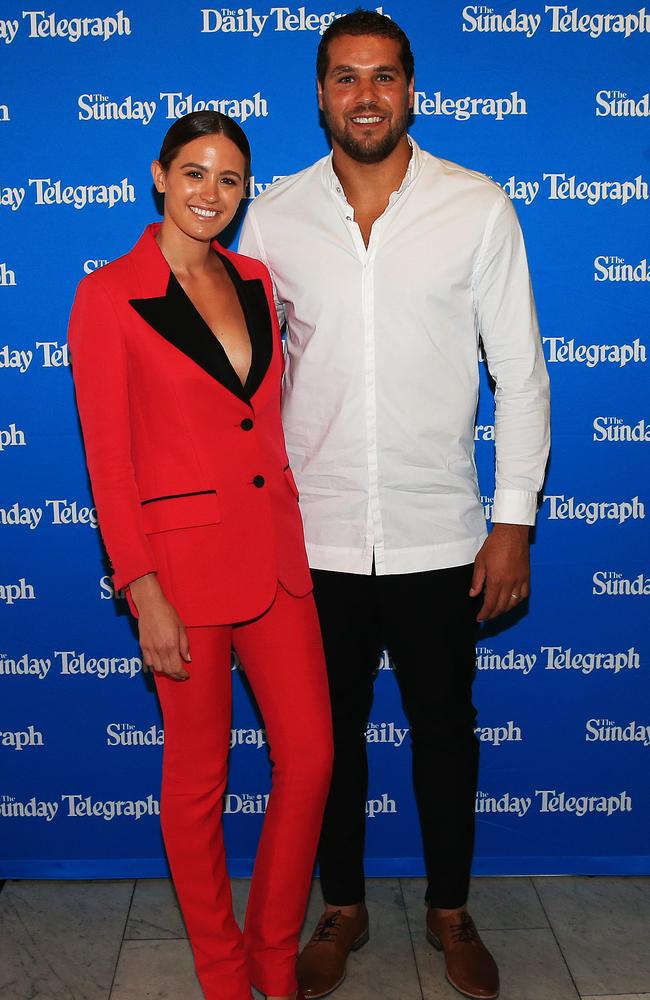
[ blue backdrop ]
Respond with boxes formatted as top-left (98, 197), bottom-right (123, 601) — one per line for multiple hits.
top-left (1, 1), bottom-right (648, 879)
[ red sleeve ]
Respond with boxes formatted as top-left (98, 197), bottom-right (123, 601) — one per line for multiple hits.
top-left (68, 276), bottom-right (157, 592)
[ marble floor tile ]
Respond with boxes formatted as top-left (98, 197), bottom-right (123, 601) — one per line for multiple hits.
top-left (400, 876), bottom-right (548, 930)
top-left (0, 879), bottom-right (133, 1000)
top-left (300, 877), bottom-right (423, 1000)
top-left (534, 877), bottom-right (650, 996)
top-left (110, 939), bottom-right (203, 1000)
top-left (124, 879), bottom-right (186, 940)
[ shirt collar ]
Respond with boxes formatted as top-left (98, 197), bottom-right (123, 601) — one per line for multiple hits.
top-left (325, 135), bottom-right (422, 203)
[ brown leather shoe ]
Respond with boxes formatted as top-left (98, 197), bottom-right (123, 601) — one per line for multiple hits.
top-left (297, 905), bottom-right (369, 998)
top-left (427, 908), bottom-right (499, 999)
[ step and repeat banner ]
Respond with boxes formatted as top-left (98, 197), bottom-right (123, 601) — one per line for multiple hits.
top-left (0, 2), bottom-right (648, 878)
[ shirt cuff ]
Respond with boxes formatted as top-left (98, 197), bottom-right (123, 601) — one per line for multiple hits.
top-left (492, 489), bottom-right (539, 526)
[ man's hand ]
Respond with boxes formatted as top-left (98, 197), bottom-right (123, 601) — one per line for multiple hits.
top-left (470, 523), bottom-right (531, 622)
top-left (129, 573), bottom-right (191, 680)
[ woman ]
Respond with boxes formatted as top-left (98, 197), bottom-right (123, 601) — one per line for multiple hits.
top-left (68, 112), bottom-right (333, 1000)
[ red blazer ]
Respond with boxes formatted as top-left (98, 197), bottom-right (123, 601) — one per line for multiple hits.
top-left (68, 223), bottom-right (312, 626)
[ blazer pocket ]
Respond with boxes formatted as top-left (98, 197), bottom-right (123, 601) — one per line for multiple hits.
top-left (283, 466), bottom-right (300, 500)
top-left (141, 490), bottom-right (222, 534)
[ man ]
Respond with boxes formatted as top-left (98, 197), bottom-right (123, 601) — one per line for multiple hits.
top-left (240, 10), bottom-right (550, 999)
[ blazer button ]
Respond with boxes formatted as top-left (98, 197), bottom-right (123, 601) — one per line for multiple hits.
top-left (240, 418), bottom-right (254, 431)
top-left (253, 475), bottom-right (265, 488)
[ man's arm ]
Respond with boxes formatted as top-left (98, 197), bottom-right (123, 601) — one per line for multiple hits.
top-left (471, 192), bottom-right (550, 621)
top-left (239, 204), bottom-right (286, 331)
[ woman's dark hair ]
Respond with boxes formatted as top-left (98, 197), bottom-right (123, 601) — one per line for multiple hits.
top-left (316, 8), bottom-right (414, 85)
top-left (158, 111), bottom-right (251, 181)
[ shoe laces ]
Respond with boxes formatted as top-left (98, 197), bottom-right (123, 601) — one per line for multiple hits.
top-left (450, 912), bottom-right (480, 944)
top-left (313, 910), bottom-right (342, 943)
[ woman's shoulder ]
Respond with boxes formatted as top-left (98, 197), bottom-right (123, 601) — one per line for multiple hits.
top-left (219, 244), bottom-right (270, 282)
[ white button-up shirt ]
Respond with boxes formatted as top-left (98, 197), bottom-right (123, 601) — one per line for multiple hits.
top-left (239, 138), bottom-right (550, 575)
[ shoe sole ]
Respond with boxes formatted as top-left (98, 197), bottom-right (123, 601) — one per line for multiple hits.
top-left (301, 927), bottom-right (370, 999)
top-left (426, 928), bottom-right (499, 1000)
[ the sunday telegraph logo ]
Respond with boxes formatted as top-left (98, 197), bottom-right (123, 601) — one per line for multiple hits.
top-left (592, 571), bottom-right (650, 596)
top-left (477, 645), bottom-right (640, 675)
top-left (0, 793), bottom-right (158, 822)
top-left (0, 179), bottom-right (134, 212)
top-left (499, 173), bottom-right (649, 206)
top-left (78, 91), bottom-right (269, 125)
top-left (593, 416), bottom-right (650, 442)
top-left (543, 495), bottom-right (645, 525)
top-left (476, 789), bottom-right (632, 817)
top-left (106, 723), bottom-right (164, 747)
top-left (0, 10), bottom-right (131, 45)
top-left (586, 718), bottom-right (650, 746)
top-left (596, 90), bottom-right (650, 117)
top-left (0, 725), bottom-right (44, 750)
top-left (413, 90), bottom-right (526, 121)
top-left (0, 424), bottom-right (26, 450)
top-left (0, 650), bottom-right (145, 680)
top-left (200, 5), bottom-right (387, 36)
top-left (0, 341), bottom-right (69, 370)
top-left (594, 256), bottom-right (650, 282)
top-left (0, 262), bottom-right (16, 285)
top-left (0, 500), bottom-right (97, 529)
top-left (462, 5), bottom-right (650, 38)
top-left (543, 336), bottom-right (646, 367)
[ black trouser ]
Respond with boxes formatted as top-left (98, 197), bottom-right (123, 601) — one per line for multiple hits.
top-left (312, 563), bottom-right (480, 910)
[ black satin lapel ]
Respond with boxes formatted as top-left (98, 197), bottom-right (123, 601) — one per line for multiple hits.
top-left (216, 252), bottom-right (273, 399)
top-left (129, 273), bottom-right (250, 402)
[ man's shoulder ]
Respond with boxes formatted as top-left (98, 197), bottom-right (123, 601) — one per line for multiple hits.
top-left (420, 148), bottom-right (508, 211)
top-left (249, 155), bottom-right (330, 215)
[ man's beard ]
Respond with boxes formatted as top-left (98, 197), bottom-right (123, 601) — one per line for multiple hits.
top-left (322, 102), bottom-right (410, 164)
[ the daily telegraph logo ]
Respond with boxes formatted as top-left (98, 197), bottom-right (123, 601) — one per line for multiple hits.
top-left (543, 336), bottom-right (646, 368)
top-left (0, 179), bottom-right (135, 212)
top-left (0, 500), bottom-right (97, 530)
top-left (476, 789), bottom-right (632, 817)
top-left (0, 342), bottom-right (69, 371)
top-left (200, 5), bottom-right (386, 36)
top-left (543, 494), bottom-right (645, 525)
top-left (0, 725), bottom-right (44, 750)
top-left (366, 721), bottom-right (409, 748)
top-left (462, 6), bottom-right (650, 38)
top-left (594, 256), bottom-right (650, 282)
top-left (78, 91), bottom-right (269, 125)
top-left (586, 718), bottom-right (650, 746)
top-left (413, 90), bottom-right (526, 121)
top-left (592, 570), bottom-right (650, 596)
top-left (0, 10), bottom-right (131, 45)
top-left (0, 579), bottom-right (36, 605)
top-left (500, 173), bottom-right (649, 206)
top-left (0, 650), bottom-right (145, 680)
top-left (477, 644), bottom-right (640, 675)
top-left (222, 791), bottom-right (396, 816)
top-left (475, 721), bottom-right (522, 745)
top-left (593, 416), bottom-right (650, 442)
top-left (596, 90), bottom-right (650, 117)
top-left (0, 262), bottom-right (16, 285)
top-left (0, 793), bottom-right (158, 821)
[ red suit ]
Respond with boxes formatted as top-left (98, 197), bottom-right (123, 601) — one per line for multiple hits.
top-left (68, 224), bottom-right (333, 999)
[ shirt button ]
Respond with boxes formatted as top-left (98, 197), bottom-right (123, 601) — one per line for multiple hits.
top-left (240, 418), bottom-right (254, 431)
top-left (253, 475), bottom-right (265, 488)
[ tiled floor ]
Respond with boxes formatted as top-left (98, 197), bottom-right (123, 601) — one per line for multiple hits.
top-left (1, 876), bottom-right (649, 999)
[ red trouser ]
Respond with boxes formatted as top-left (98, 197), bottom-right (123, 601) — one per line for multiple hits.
top-left (154, 586), bottom-right (333, 1000)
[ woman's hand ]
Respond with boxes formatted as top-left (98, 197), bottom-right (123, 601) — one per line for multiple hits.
top-left (129, 573), bottom-right (191, 680)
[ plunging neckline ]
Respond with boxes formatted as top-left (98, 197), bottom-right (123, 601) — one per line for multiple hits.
top-left (172, 250), bottom-right (253, 390)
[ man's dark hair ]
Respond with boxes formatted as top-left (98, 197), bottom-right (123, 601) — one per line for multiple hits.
top-left (158, 111), bottom-right (251, 181)
top-left (316, 8), bottom-right (414, 85)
